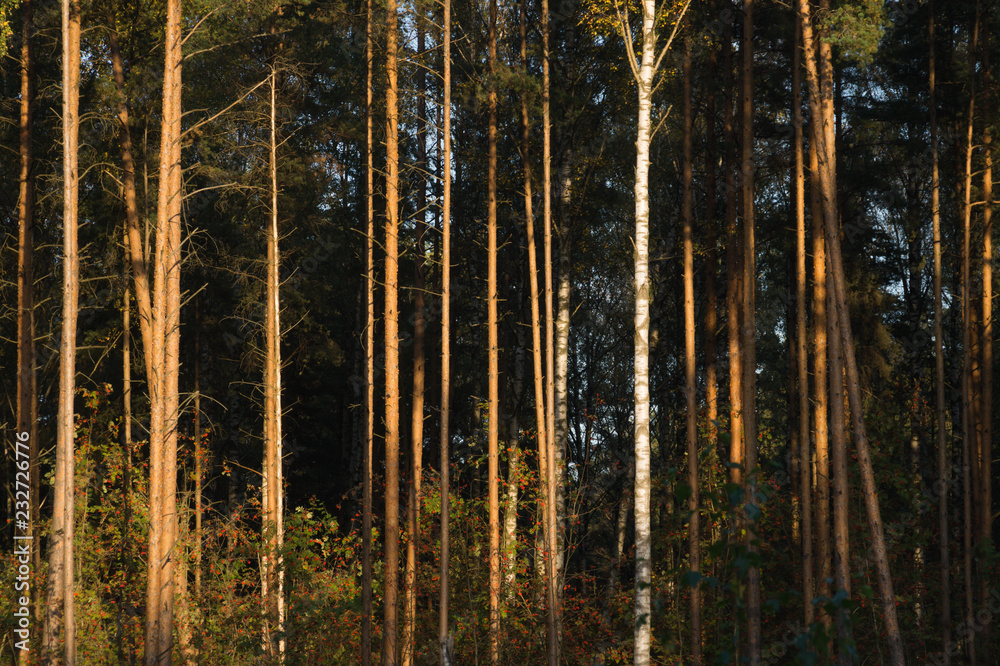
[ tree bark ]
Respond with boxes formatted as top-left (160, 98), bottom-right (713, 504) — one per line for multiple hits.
top-left (632, 3), bottom-right (655, 662)
top-left (16, 0), bottom-right (40, 635)
top-left (740, 4), bottom-right (760, 661)
top-left (799, 1), bottom-right (906, 661)
top-left (263, 65), bottom-right (285, 661)
top-left (961, 3), bottom-right (979, 663)
top-left (44, 0), bottom-right (80, 660)
top-left (929, 5), bottom-right (950, 660)
top-left (979, 5), bottom-right (993, 616)
top-left (793, 18), bottom-right (814, 627)
top-left (402, 13), bottom-right (428, 664)
top-left (682, 37), bottom-right (702, 665)
top-left (383, 0), bottom-right (401, 658)
top-left (487, 2), bottom-right (501, 663)
top-left (363, 0), bottom-right (375, 660)
top-left (438, 0), bottom-right (453, 660)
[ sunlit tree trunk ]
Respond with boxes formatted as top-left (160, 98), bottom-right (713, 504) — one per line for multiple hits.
top-left (262, 65), bottom-right (285, 661)
top-left (44, 0), bottom-right (80, 660)
top-left (383, 0), bottom-right (401, 659)
top-left (363, 0), bottom-right (375, 661)
top-left (487, 0), bottom-right (501, 661)
top-left (739, 4), bottom-right (760, 661)
top-left (682, 37), bottom-right (701, 665)
top-left (723, 14), bottom-right (744, 493)
top-left (799, 1), bottom-right (905, 661)
top-left (704, 0), bottom-right (718, 472)
top-left (792, 19), bottom-right (813, 627)
top-left (438, 0), bottom-right (453, 660)
top-left (979, 8), bottom-right (993, 618)
top-left (929, 5), bottom-right (950, 660)
top-left (402, 14), bottom-right (428, 664)
top-left (960, 4), bottom-right (979, 664)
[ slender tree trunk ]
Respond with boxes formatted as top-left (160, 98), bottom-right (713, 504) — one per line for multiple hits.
top-left (504, 326), bottom-right (525, 596)
top-left (363, 0), bottom-right (375, 660)
top-left (828, 249), bottom-right (852, 665)
top-left (979, 9), bottom-right (993, 617)
top-left (383, 0), bottom-right (401, 658)
top-left (109, 4), bottom-right (154, 373)
top-left (193, 299), bottom-right (202, 600)
top-left (793, 19), bottom-right (813, 627)
top-left (633, 4), bottom-right (656, 663)
top-left (739, 4), bottom-right (761, 661)
top-left (961, 4), bottom-right (979, 663)
top-left (929, 5), bottom-right (950, 660)
top-left (487, 1), bottom-right (501, 661)
top-left (16, 0), bottom-right (40, 638)
top-left (799, 1), bottom-right (905, 661)
top-left (554, 147), bottom-right (572, 602)
top-left (724, 17), bottom-right (744, 492)
top-left (402, 15), bottom-right (428, 664)
top-left (704, 0), bottom-right (718, 468)
top-left (682, 38), bottom-right (702, 665)
top-left (809, 53), bottom-right (832, 643)
top-left (438, 0), bottom-right (453, 660)
top-left (44, 1), bottom-right (80, 660)
top-left (263, 66), bottom-right (285, 661)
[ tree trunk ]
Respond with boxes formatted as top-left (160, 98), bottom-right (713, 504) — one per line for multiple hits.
top-left (979, 6), bottom-right (993, 618)
top-left (383, 0), bottom-right (401, 658)
top-left (724, 13), bottom-right (744, 492)
top-left (682, 37), bottom-right (702, 665)
top-left (487, 1), bottom-right (501, 662)
top-left (263, 65), bottom-right (285, 661)
top-left (16, 0), bottom-right (40, 636)
top-left (438, 0), bottom-right (453, 659)
top-left (799, 1), bottom-right (906, 661)
top-left (402, 14), bottom-right (428, 664)
top-left (740, 4), bottom-right (760, 661)
top-left (633, 4), bottom-right (656, 663)
top-left (961, 3), bottom-right (979, 663)
top-left (704, 0), bottom-right (718, 467)
top-left (929, 4), bottom-right (950, 660)
top-left (44, 0), bottom-right (80, 660)
top-left (363, 0), bottom-right (375, 660)
top-left (193, 299), bottom-right (202, 600)
top-left (809, 57), bottom-right (832, 642)
top-left (793, 18), bottom-right (813, 627)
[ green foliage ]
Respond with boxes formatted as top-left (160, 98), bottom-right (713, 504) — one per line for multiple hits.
top-left (822, 0), bottom-right (886, 66)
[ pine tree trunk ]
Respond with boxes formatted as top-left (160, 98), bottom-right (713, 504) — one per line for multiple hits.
top-left (929, 5), bottom-right (950, 659)
top-left (363, 0), bottom-right (375, 660)
top-left (793, 18), bottom-right (814, 627)
top-left (44, 1), bottom-right (80, 660)
top-left (799, 1), bottom-right (905, 661)
top-left (16, 0), bottom-right (40, 635)
top-left (961, 3), bottom-right (979, 663)
top-left (402, 15), bottom-right (428, 664)
top-left (740, 4), bottom-right (760, 661)
top-left (979, 8), bottom-right (993, 619)
top-left (438, 0), bottom-right (453, 659)
top-left (263, 66), bottom-right (285, 661)
top-left (682, 37), bottom-right (702, 665)
top-left (809, 63), bottom-right (832, 642)
top-left (487, 2), bottom-right (501, 662)
top-left (383, 0), bottom-right (401, 658)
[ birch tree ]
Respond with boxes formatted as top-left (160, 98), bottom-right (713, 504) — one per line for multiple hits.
top-left (612, 0), bottom-right (690, 662)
